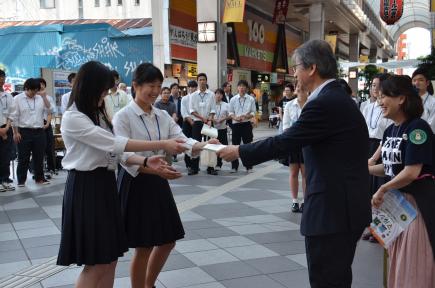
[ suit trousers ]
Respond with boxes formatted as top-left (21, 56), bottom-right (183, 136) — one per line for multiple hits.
top-left (231, 122), bottom-right (253, 170)
top-left (216, 128), bottom-right (228, 168)
top-left (182, 120), bottom-right (193, 168)
top-left (17, 128), bottom-right (46, 183)
top-left (0, 126), bottom-right (13, 182)
top-left (190, 121), bottom-right (204, 172)
top-left (305, 229), bottom-right (364, 288)
top-left (44, 123), bottom-right (56, 172)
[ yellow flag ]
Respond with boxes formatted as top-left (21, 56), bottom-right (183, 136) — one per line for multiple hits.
top-left (324, 35), bottom-right (337, 54)
top-left (223, 0), bottom-right (246, 23)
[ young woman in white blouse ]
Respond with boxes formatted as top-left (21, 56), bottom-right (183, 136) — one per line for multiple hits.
top-left (113, 63), bottom-right (218, 288)
top-left (282, 82), bottom-right (308, 213)
top-left (213, 88), bottom-right (230, 171)
top-left (57, 61), bottom-right (187, 288)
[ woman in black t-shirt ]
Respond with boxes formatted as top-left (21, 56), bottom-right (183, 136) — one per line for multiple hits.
top-left (369, 75), bottom-right (435, 287)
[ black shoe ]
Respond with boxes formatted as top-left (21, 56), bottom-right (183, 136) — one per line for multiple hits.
top-left (291, 203), bottom-right (300, 213)
top-left (299, 203), bottom-right (304, 213)
top-left (207, 169), bottom-right (218, 175)
top-left (5, 178), bottom-right (13, 183)
top-left (188, 168), bottom-right (198, 175)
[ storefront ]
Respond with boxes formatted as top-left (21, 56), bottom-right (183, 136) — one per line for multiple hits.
top-left (166, 0), bottom-right (198, 94)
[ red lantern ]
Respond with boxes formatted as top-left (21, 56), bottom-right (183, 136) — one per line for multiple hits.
top-left (380, 0), bottom-right (403, 25)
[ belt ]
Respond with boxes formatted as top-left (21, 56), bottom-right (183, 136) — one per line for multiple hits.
top-left (19, 127), bottom-right (43, 131)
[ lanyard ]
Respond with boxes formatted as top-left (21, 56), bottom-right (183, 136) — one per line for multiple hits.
top-left (199, 92), bottom-right (207, 103)
top-left (369, 102), bottom-right (381, 129)
top-left (111, 93), bottom-right (120, 108)
top-left (216, 103), bottom-right (222, 119)
top-left (139, 114), bottom-right (161, 141)
top-left (25, 97), bottom-right (36, 111)
top-left (238, 96), bottom-right (246, 114)
top-left (423, 94), bottom-right (431, 117)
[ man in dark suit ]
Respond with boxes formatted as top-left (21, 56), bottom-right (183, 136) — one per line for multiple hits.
top-left (218, 40), bottom-right (371, 288)
top-left (169, 83), bottom-right (183, 127)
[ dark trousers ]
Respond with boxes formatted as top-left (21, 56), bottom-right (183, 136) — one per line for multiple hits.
top-left (0, 126), bottom-right (13, 182)
top-left (17, 128), bottom-right (46, 183)
top-left (368, 138), bottom-right (384, 196)
top-left (216, 128), bottom-right (228, 168)
top-left (231, 122), bottom-right (253, 170)
top-left (191, 121), bottom-right (204, 172)
top-left (182, 120), bottom-right (193, 168)
top-left (305, 229), bottom-right (363, 288)
top-left (45, 123), bottom-right (56, 171)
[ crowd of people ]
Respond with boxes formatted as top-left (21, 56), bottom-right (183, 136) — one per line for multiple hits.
top-left (0, 38), bottom-right (434, 288)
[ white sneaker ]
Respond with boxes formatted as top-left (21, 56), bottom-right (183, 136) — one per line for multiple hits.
top-left (230, 168), bottom-right (237, 173)
top-left (2, 182), bottom-right (15, 191)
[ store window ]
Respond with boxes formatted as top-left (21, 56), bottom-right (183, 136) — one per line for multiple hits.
top-left (40, 0), bottom-right (55, 9)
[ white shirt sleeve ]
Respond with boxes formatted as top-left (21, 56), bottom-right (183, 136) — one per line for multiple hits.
top-left (282, 102), bottom-right (292, 130)
top-left (61, 93), bottom-right (69, 114)
top-left (180, 96), bottom-right (190, 119)
top-left (208, 92), bottom-right (216, 115)
top-left (61, 110), bottom-right (128, 155)
top-left (112, 110), bottom-right (141, 177)
top-left (189, 92), bottom-right (198, 114)
top-left (228, 96), bottom-right (236, 116)
top-left (249, 96), bottom-right (256, 116)
top-left (10, 96), bottom-right (20, 127)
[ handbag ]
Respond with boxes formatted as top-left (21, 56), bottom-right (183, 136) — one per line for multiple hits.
top-left (200, 150), bottom-right (217, 167)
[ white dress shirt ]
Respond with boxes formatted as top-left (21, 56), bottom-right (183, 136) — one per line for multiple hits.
top-left (61, 91), bottom-right (71, 114)
top-left (0, 92), bottom-right (14, 126)
top-left (61, 104), bottom-right (129, 171)
top-left (181, 94), bottom-right (191, 120)
top-left (113, 101), bottom-right (197, 177)
top-left (228, 94), bottom-right (256, 124)
top-left (307, 79), bottom-right (335, 103)
top-left (421, 93), bottom-right (435, 133)
top-left (214, 101), bottom-right (229, 130)
top-left (11, 92), bottom-right (47, 128)
top-left (361, 101), bottom-right (390, 139)
top-left (43, 95), bottom-right (56, 120)
top-left (105, 90), bottom-right (132, 120)
top-left (282, 98), bottom-right (303, 130)
top-left (189, 89), bottom-right (216, 121)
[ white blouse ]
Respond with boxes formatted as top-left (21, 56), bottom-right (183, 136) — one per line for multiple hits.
top-left (282, 98), bottom-right (303, 130)
top-left (113, 101), bottom-right (197, 177)
top-left (361, 101), bottom-right (391, 139)
top-left (214, 101), bottom-right (229, 130)
top-left (61, 104), bottom-right (128, 171)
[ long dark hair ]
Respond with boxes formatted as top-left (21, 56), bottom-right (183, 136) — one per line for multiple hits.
top-left (68, 61), bottom-right (114, 128)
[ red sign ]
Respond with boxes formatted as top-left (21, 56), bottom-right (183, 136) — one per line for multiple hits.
top-left (3, 83), bottom-right (12, 93)
top-left (272, 0), bottom-right (290, 24)
top-left (380, 0), bottom-right (403, 25)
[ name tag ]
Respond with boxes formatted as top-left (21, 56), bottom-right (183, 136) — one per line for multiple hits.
top-left (107, 153), bottom-right (118, 171)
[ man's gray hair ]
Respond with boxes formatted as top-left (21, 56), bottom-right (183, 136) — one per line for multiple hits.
top-left (293, 40), bottom-right (338, 79)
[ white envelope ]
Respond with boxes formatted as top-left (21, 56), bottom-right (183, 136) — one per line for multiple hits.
top-left (201, 124), bottom-right (218, 138)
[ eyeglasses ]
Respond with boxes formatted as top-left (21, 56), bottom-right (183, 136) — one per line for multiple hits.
top-left (290, 63), bottom-right (304, 73)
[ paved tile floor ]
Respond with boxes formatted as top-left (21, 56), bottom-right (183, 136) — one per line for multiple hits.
top-left (0, 124), bottom-right (384, 288)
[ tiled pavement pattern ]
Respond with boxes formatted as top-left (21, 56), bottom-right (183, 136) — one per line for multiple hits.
top-left (0, 125), bottom-right (384, 288)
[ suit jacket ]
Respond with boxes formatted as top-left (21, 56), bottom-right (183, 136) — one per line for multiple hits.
top-left (240, 81), bottom-right (371, 236)
top-left (169, 95), bottom-right (183, 126)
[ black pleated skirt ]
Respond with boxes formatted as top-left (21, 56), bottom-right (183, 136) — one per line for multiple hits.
top-left (57, 168), bottom-right (128, 266)
top-left (118, 168), bottom-right (185, 248)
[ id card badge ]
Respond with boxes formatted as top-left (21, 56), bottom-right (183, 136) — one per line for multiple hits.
top-left (107, 153), bottom-right (117, 171)
top-left (199, 102), bottom-right (206, 108)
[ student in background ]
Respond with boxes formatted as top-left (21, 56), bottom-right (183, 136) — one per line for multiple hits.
top-left (213, 88), bottom-right (230, 171)
top-left (61, 73), bottom-right (76, 114)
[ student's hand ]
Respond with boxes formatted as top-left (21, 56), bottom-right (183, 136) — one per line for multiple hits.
top-left (146, 155), bottom-right (169, 171)
top-left (217, 145), bottom-right (240, 162)
top-left (207, 138), bottom-right (220, 145)
top-left (157, 166), bottom-right (182, 180)
top-left (162, 138), bottom-right (188, 155)
top-left (372, 186), bottom-right (387, 208)
top-left (13, 132), bottom-right (21, 144)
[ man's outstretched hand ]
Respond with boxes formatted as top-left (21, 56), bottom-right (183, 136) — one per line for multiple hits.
top-left (216, 145), bottom-right (240, 162)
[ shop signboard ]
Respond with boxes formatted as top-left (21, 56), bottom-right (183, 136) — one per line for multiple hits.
top-left (170, 0), bottom-right (197, 62)
top-left (223, 0), bottom-right (246, 23)
top-left (187, 63), bottom-right (198, 78)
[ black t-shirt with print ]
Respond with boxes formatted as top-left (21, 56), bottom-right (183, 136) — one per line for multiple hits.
top-left (381, 118), bottom-right (433, 178)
